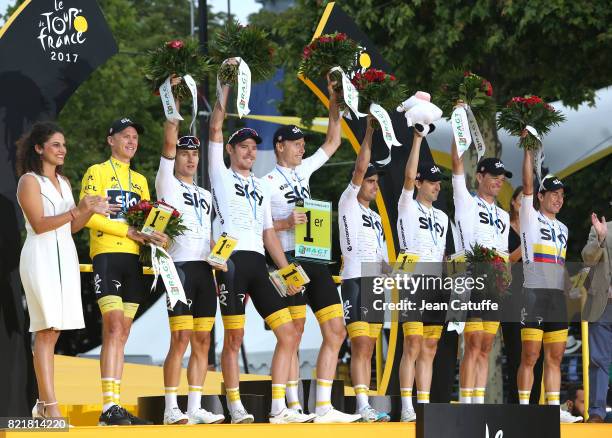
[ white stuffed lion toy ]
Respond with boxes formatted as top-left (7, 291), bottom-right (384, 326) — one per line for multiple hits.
top-left (396, 91), bottom-right (442, 137)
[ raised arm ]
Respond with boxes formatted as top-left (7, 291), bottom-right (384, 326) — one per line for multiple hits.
top-left (352, 117), bottom-right (374, 186)
top-left (522, 149), bottom-right (534, 196)
top-left (162, 76), bottom-right (183, 159)
top-left (403, 133), bottom-right (423, 191)
top-left (451, 137), bottom-right (464, 176)
top-left (320, 75), bottom-right (342, 157)
top-left (209, 84), bottom-right (229, 144)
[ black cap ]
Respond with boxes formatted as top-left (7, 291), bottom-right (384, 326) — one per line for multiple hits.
top-left (476, 157), bottom-right (512, 178)
top-left (416, 163), bottom-right (446, 182)
top-left (349, 163), bottom-right (386, 180)
top-left (177, 135), bottom-right (201, 150)
top-left (273, 124), bottom-right (305, 146)
top-left (108, 118), bottom-right (144, 136)
top-left (228, 127), bottom-right (262, 146)
top-left (539, 174), bottom-right (569, 194)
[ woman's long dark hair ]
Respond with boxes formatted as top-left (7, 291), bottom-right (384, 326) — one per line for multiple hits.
top-left (16, 121), bottom-right (65, 177)
top-left (509, 185), bottom-right (523, 222)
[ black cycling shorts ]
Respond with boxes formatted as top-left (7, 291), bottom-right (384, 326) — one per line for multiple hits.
top-left (284, 253), bottom-right (342, 320)
top-left (215, 251), bottom-right (291, 330)
top-left (92, 253), bottom-right (145, 304)
top-left (521, 288), bottom-right (568, 333)
top-left (159, 261), bottom-right (217, 319)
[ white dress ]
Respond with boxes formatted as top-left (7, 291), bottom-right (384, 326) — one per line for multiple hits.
top-left (19, 173), bottom-right (84, 332)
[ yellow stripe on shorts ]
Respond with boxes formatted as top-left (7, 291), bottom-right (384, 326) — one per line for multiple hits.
top-left (315, 303), bottom-right (343, 325)
top-left (222, 314), bottom-right (246, 330)
top-left (521, 328), bottom-right (544, 342)
top-left (288, 305), bottom-right (307, 320)
top-left (402, 321), bottom-right (424, 337)
top-left (543, 329), bottom-right (568, 344)
top-left (483, 321), bottom-right (500, 335)
top-left (264, 308), bottom-right (293, 330)
top-left (123, 302), bottom-right (139, 319)
top-left (368, 323), bottom-right (383, 339)
top-left (464, 320), bottom-right (484, 333)
top-left (169, 315), bottom-right (193, 331)
top-left (193, 317), bottom-right (215, 332)
top-left (97, 295), bottom-right (123, 314)
top-left (423, 325), bottom-right (443, 340)
top-left (347, 321), bottom-right (370, 339)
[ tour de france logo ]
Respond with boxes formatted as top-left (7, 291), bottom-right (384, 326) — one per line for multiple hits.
top-left (37, 0), bottom-right (88, 63)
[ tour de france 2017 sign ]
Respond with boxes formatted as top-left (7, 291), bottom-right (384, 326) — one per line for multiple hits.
top-left (295, 199), bottom-right (332, 261)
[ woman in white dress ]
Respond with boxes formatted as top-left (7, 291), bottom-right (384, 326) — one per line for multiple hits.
top-left (16, 122), bottom-right (116, 418)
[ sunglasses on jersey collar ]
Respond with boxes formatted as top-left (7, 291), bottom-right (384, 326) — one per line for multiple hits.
top-left (177, 135), bottom-right (200, 150)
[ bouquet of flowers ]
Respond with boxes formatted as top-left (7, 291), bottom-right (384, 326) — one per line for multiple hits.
top-left (125, 200), bottom-right (187, 265)
top-left (435, 69), bottom-right (496, 122)
top-left (497, 95), bottom-right (566, 150)
top-left (144, 38), bottom-right (211, 99)
top-left (299, 32), bottom-right (360, 87)
top-left (465, 243), bottom-right (511, 298)
top-left (351, 68), bottom-right (408, 127)
top-left (210, 20), bottom-right (277, 85)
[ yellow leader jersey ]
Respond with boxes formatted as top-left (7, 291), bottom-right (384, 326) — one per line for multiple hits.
top-left (80, 157), bottom-right (150, 258)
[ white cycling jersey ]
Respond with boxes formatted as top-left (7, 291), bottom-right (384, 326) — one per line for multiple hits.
top-left (262, 148), bottom-right (329, 251)
top-left (155, 157), bottom-right (212, 262)
top-left (452, 174), bottom-right (509, 253)
top-left (208, 141), bottom-right (273, 255)
top-left (520, 194), bottom-right (568, 290)
top-left (397, 188), bottom-right (448, 264)
top-left (338, 182), bottom-right (388, 280)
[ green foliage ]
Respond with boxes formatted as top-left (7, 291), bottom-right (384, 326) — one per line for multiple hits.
top-left (144, 38), bottom-right (212, 99)
top-left (434, 69), bottom-right (496, 123)
top-left (299, 32), bottom-right (360, 80)
top-left (497, 96), bottom-right (566, 150)
top-left (210, 19), bottom-right (277, 84)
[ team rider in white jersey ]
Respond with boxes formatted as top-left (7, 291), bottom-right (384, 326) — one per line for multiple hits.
top-left (451, 135), bottom-right (510, 404)
top-left (209, 71), bottom-right (311, 424)
top-left (517, 149), bottom-right (580, 423)
top-left (155, 81), bottom-right (225, 425)
top-left (397, 131), bottom-right (449, 421)
top-left (338, 117), bottom-right (390, 422)
top-left (262, 77), bottom-right (359, 423)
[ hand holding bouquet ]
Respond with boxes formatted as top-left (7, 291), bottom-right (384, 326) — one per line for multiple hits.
top-left (126, 200), bottom-right (187, 265)
top-left (144, 39), bottom-right (211, 100)
top-left (497, 95), bottom-right (565, 150)
top-left (435, 69), bottom-right (496, 122)
top-left (210, 20), bottom-right (277, 86)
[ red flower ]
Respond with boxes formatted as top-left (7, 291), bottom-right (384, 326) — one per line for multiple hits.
top-left (482, 80), bottom-right (493, 96)
top-left (390, 74), bottom-right (396, 81)
top-left (166, 40), bottom-right (184, 50)
top-left (464, 70), bottom-right (472, 77)
top-left (319, 36), bottom-right (331, 43)
top-left (302, 47), bottom-right (312, 59)
top-left (335, 33), bottom-right (347, 41)
top-left (172, 209), bottom-right (180, 218)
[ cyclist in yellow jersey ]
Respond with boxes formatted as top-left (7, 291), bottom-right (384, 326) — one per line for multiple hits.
top-left (80, 118), bottom-right (167, 426)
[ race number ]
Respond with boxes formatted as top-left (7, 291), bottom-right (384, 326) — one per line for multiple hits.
top-left (270, 263), bottom-right (310, 297)
top-left (392, 251), bottom-right (421, 274)
top-left (141, 203), bottom-right (174, 235)
top-left (207, 233), bottom-right (238, 268)
top-left (447, 250), bottom-right (467, 276)
top-left (294, 198), bottom-right (332, 261)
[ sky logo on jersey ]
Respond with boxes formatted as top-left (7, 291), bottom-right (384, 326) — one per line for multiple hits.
top-left (418, 216), bottom-right (445, 236)
top-left (234, 184), bottom-right (264, 206)
top-left (478, 211), bottom-right (507, 233)
top-left (107, 189), bottom-right (140, 219)
top-left (183, 192), bottom-right (211, 213)
top-left (533, 243), bottom-right (566, 264)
